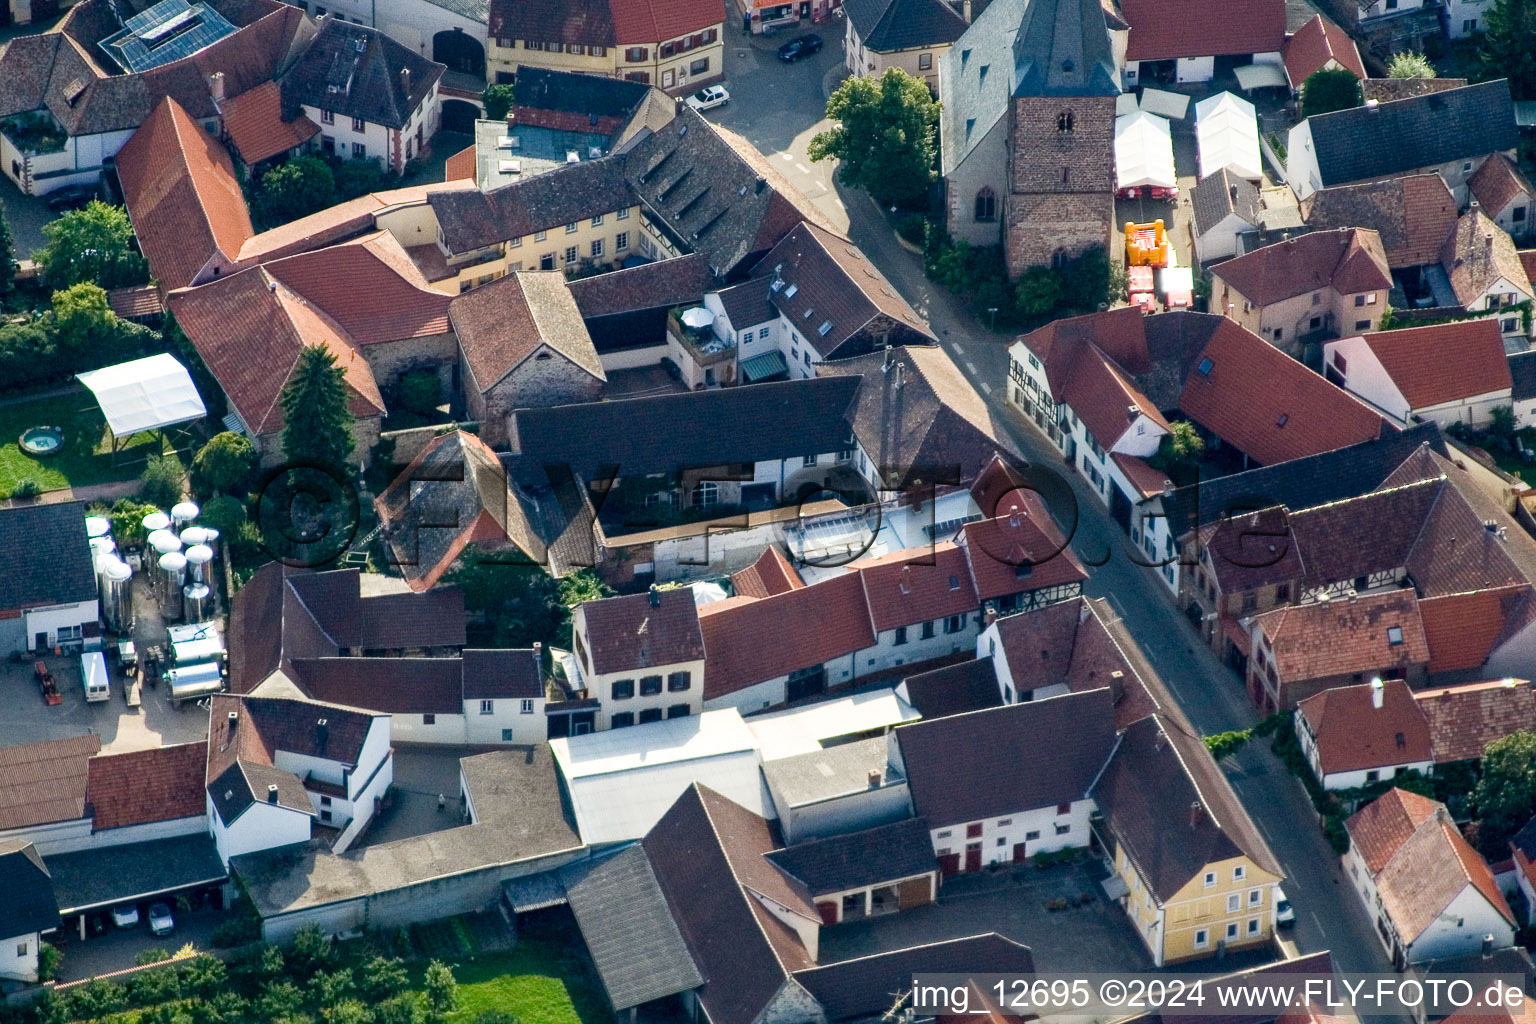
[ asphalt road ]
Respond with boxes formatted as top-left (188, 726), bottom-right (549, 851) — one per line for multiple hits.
top-left (708, 32), bottom-right (1402, 993)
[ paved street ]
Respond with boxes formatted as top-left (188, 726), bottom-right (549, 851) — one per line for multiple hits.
top-left (710, 33), bottom-right (1399, 989)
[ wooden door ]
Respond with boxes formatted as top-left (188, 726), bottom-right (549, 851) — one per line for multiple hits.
top-left (965, 842), bottom-right (982, 872)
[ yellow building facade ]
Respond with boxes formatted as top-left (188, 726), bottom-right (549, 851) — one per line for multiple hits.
top-left (1113, 846), bottom-right (1282, 966)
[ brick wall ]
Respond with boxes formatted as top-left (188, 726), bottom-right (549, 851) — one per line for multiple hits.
top-left (481, 348), bottom-right (604, 447)
top-left (1004, 95), bottom-right (1117, 278)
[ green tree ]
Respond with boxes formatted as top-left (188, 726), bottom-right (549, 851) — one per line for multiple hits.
top-left (1387, 51), bottom-right (1436, 78)
top-left (557, 569), bottom-right (614, 647)
top-left (281, 346), bottom-right (357, 472)
top-left (286, 926), bottom-right (337, 979)
top-left (139, 453), bottom-right (185, 508)
top-left (255, 156), bottom-right (338, 228)
top-left (1487, 404), bottom-right (1518, 450)
top-left (37, 942), bottom-right (61, 983)
top-left (483, 83), bottom-right (515, 122)
top-left (1203, 729), bottom-right (1252, 761)
top-left (422, 962), bottom-right (457, 1024)
top-left (374, 994), bottom-right (421, 1024)
top-left (323, 1000), bottom-right (375, 1024)
top-left (50, 281), bottom-right (113, 355)
top-left (1154, 420), bottom-right (1206, 469)
top-left (129, 964), bottom-right (184, 1006)
top-left (0, 191), bottom-right (14, 300)
top-left (360, 957), bottom-right (409, 1003)
top-left (333, 158), bottom-right (397, 202)
top-left (1481, 0), bottom-right (1536, 99)
top-left (1060, 247), bottom-right (1111, 311)
top-left (1472, 730), bottom-right (1536, 856)
top-left (1014, 267), bottom-right (1062, 316)
top-left (308, 968), bottom-right (356, 1008)
top-left (258, 981), bottom-right (308, 1021)
top-left (200, 494), bottom-right (249, 541)
top-left (34, 201), bottom-right (149, 290)
top-left (1300, 67), bottom-right (1363, 117)
top-left (193, 431), bottom-right (256, 495)
top-left (181, 954), bottom-right (228, 1000)
top-left (395, 368), bottom-right (442, 418)
top-left (135, 947), bottom-right (172, 966)
top-left (70, 979), bottom-right (128, 1020)
top-left (809, 68), bottom-right (941, 209)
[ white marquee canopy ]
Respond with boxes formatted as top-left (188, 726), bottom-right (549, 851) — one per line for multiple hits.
top-left (1115, 111), bottom-right (1177, 191)
top-left (77, 353), bottom-right (206, 438)
top-left (1195, 92), bottom-right (1263, 182)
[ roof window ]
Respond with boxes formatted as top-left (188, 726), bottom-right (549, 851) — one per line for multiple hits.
top-left (818, 321), bottom-right (832, 335)
top-left (784, 284), bottom-right (798, 298)
top-left (1196, 357), bottom-right (1213, 376)
top-left (1387, 626), bottom-right (1403, 645)
top-left (1276, 413), bottom-right (1288, 427)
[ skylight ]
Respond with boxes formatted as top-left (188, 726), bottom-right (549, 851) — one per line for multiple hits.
top-left (818, 321), bottom-right (833, 336)
top-left (1387, 626), bottom-right (1403, 645)
top-left (784, 284), bottom-right (798, 298)
top-left (1196, 357), bottom-right (1213, 376)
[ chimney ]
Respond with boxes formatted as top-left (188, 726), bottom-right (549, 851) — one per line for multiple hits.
top-left (1162, 480), bottom-right (1175, 498)
top-left (883, 345), bottom-right (893, 372)
top-left (1365, 98), bottom-right (1379, 111)
top-left (1109, 669), bottom-right (1125, 704)
top-left (400, 67), bottom-right (410, 93)
top-left (208, 71), bottom-right (225, 102)
top-left (983, 604), bottom-right (998, 626)
top-left (1127, 404), bottom-right (1140, 422)
top-left (1154, 728), bottom-right (1168, 751)
top-left (1370, 677), bottom-right (1384, 709)
top-left (899, 565), bottom-right (912, 595)
top-left (1470, 200), bottom-right (1481, 213)
top-left (962, 0), bottom-right (972, 20)
top-left (867, 769), bottom-right (882, 789)
top-left (1484, 934), bottom-right (1496, 958)
top-left (649, 583), bottom-right (661, 607)
top-left (1189, 800), bottom-right (1203, 827)
top-left (532, 641), bottom-right (543, 659)
top-left (1229, 183), bottom-right (1238, 203)
top-left (227, 710), bottom-right (238, 730)
top-left (1347, 590), bottom-right (1357, 604)
top-left (316, 717), bottom-right (329, 751)
top-left (1487, 234), bottom-right (1495, 258)
top-left (894, 363), bottom-right (905, 389)
top-left (267, 784), bottom-right (279, 804)
top-left (755, 176), bottom-right (767, 194)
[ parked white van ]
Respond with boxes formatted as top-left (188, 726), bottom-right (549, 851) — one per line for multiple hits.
top-left (81, 652), bottom-right (110, 703)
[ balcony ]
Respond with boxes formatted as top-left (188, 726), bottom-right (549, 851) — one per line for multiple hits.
top-left (667, 307), bottom-right (736, 388)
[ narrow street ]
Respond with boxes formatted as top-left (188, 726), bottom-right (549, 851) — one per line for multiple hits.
top-left (707, 32), bottom-right (1400, 987)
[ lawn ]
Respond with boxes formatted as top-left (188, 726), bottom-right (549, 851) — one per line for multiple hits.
top-left (0, 392), bottom-right (162, 496)
top-left (406, 912), bottom-right (609, 1024)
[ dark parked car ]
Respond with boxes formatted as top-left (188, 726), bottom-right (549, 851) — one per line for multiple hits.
top-left (45, 184), bottom-right (100, 211)
top-left (777, 34), bottom-right (822, 62)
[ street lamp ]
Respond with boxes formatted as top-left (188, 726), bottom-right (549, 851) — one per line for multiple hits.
top-left (987, 306), bottom-right (999, 331)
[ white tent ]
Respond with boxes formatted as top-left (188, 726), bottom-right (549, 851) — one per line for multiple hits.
top-left (1234, 63), bottom-right (1288, 91)
top-left (77, 353), bottom-right (205, 438)
top-left (1115, 111), bottom-right (1177, 192)
top-left (1139, 88), bottom-right (1190, 120)
top-left (1115, 92), bottom-right (1140, 117)
top-left (1195, 92), bottom-right (1263, 182)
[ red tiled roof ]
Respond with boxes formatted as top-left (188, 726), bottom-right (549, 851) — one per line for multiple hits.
top-left (444, 144), bottom-right (477, 184)
top-left (1281, 15), bottom-right (1365, 87)
top-left (1355, 320), bottom-right (1512, 410)
top-left (220, 81), bottom-right (318, 165)
top-left (1253, 590), bottom-right (1429, 684)
top-left (1179, 319), bottom-right (1386, 466)
top-left (1469, 154), bottom-right (1534, 219)
top-left (609, 0), bottom-right (725, 46)
top-left (115, 96), bottom-right (254, 292)
top-left (1415, 678), bottom-right (1536, 764)
top-left (1297, 679), bottom-right (1433, 775)
top-left (1418, 586), bottom-right (1528, 674)
top-left (262, 231), bottom-right (453, 345)
top-left (234, 180), bottom-right (478, 266)
top-left (1214, 228), bottom-right (1391, 307)
top-left (1372, 814), bottom-right (1515, 942)
top-left (1061, 346), bottom-right (1169, 452)
top-left (1345, 787), bottom-right (1442, 873)
top-left (168, 266), bottom-right (384, 436)
top-left (698, 573), bottom-right (875, 699)
top-left (1111, 452), bottom-right (1171, 498)
top-left (1121, 0), bottom-right (1284, 61)
top-left (852, 543), bottom-right (979, 633)
top-left (731, 546), bottom-right (804, 599)
top-left (578, 587), bottom-right (705, 675)
top-left (87, 741), bottom-right (208, 830)
top-left (451, 271), bottom-right (605, 392)
top-left (1520, 250), bottom-right (1536, 286)
top-left (960, 493), bottom-right (1087, 602)
top-left (106, 285), bottom-right (165, 319)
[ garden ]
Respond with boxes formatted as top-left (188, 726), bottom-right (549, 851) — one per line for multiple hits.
top-left (7, 910), bottom-right (610, 1024)
top-left (0, 392), bottom-right (166, 500)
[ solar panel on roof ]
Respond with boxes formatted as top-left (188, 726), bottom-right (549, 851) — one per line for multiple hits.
top-left (99, 0), bottom-right (237, 73)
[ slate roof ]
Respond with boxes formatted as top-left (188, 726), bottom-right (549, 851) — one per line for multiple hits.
top-left (375, 430), bottom-right (596, 586)
top-left (697, 572), bottom-right (875, 699)
top-left (754, 221), bottom-right (936, 358)
top-left (287, 658), bottom-right (464, 714)
top-left (429, 156), bottom-right (633, 253)
top-left (1297, 679), bottom-right (1433, 776)
top-left (1093, 714), bottom-right (1283, 902)
top-left (279, 18), bottom-right (443, 131)
top-left (86, 741), bottom-right (208, 830)
top-left (167, 264), bottom-right (385, 436)
top-left (765, 817), bottom-right (936, 896)
top-left (578, 588), bottom-right (705, 674)
top-left (1121, 0), bottom-right (1283, 60)
top-left (559, 846), bottom-right (703, 1011)
top-left (1281, 14), bottom-right (1364, 86)
top-left (510, 67), bottom-right (652, 125)
top-left (1253, 589), bottom-right (1429, 685)
top-left (206, 693), bottom-right (380, 824)
top-left (1191, 167), bottom-right (1260, 237)
top-left (566, 253), bottom-right (713, 319)
top-left (508, 375), bottom-right (860, 478)
top-left (1356, 320), bottom-right (1512, 409)
top-left (714, 278), bottom-right (777, 329)
top-left (1469, 154), bottom-right (1534, 217)
top-left (1305, 80), bottom-right (1518, 190)
top-left (1178, 317), bottom-right (1387, 467)
top-left (1300, 174), bottom-right (1459, 269)
top-left (940, 0), bottom-right (1117, 176)
top-left (819, 345), bottom-right (1018, 488)
top-left (794, 934), bottom-right (1036, 1022)
top-left (895, 689), bottom-right (1115, 828)
top-left (1159, 423), bottom-right (1448, 544)
top-left (1416, 679), bottom-right (1536, 765)
top-left (0, 500), bottom-right (97, 613)
top-left (220, 80), bottom-right (317, 164)
top-left (1439, 207), bottom-right (1533, 306)
top-left (1513, 351), bottom-right (1536, 403)
top-left (0, 735), bottom-right (100, 831)
top-left (115, 96), bottom-right (254, 291)
top-left (642, 785), bottom-right (813, 1024)
top-left (844, 0), bottom-right (967, 53)
top-left (0, 841), bottom-right (58, 939)
top-left (899, 656), bottom-right (1005, 719)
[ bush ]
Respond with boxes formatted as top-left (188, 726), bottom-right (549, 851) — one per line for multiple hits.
top-left (483, 83), bottom-right (514, 123)
top-left (37, 942), bottom-right (61, 982)
top-left (896, 213), bottom-right (927, 246)
top-left (1015, 267), bottom-right (1062, 316)
top-left (287, 926), bottom-right (337, 979)
top-left (10, 479), bottom-right (40, 500)
top-left (128, 964), bottom-right (183, 1006)
top-left (139, 453), bottom-right (184, 507)
top-left (69, 979), bottom-right (128, 1020)
top-left (395, 369), bottom-right (442, 418)
top-left (192, 432), bottom-right (255, 496)
top-left (135, 948), bottom-right (172, 966)
top-left (199, 495), bottom-right (249, 545)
